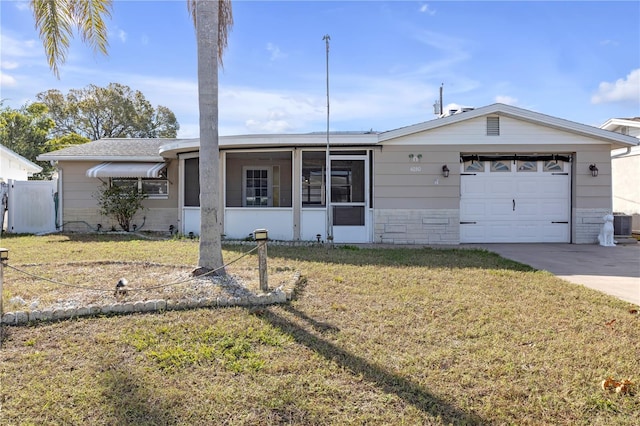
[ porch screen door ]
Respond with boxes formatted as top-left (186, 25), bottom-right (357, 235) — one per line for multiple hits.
top-left (330, 157), bottom-right (369, 242)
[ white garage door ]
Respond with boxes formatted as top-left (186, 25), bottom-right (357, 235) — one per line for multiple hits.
top-left (460, 157), bottom-right (571, 243)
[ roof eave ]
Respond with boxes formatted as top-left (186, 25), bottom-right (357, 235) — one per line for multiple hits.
top-left (37, 155), bottom-right (165, 162)
top-left (159, 134), bottom-right (380, 157)
top-left (379, 103), bottom-right (639, 147)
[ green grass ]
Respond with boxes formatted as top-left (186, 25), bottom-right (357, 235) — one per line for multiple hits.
top-left (1, 234), bottom-right (638, 425)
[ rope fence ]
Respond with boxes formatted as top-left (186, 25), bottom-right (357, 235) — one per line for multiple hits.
top-left (4, 244), bottom-right (260, 294)
top-left (1, 242), bottom-right (301, 327)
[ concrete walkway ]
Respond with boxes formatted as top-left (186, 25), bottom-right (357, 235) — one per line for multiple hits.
top-left (469, 243), bottom-right (640, 306)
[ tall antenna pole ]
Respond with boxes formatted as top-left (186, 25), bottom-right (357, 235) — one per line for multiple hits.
top-left (323, 34), bottom-right (333, 243)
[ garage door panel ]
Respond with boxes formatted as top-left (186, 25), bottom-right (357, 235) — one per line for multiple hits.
top-left (515, 180), bottom-right (540, 195)
top-left (460, 159), bottom-right (571, 243)
top-left (514, 200), bottom-right (539, 217)
top-left (538, 200), bottom-right (570, 218)
top-left (462, 221), bottom-right (571, 243)
top-left (488, 179), bottom-right (514, 195)
top-left (490, 200), bottom-right (514, 218)
top-left (460, 200), bottom-right (487, 218)
top-left (542, 181), bottom-right (569, 196)
top-left (461, 179), bottom-right (487, 195)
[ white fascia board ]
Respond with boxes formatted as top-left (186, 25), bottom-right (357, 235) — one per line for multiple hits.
top-left (159, 133), bottom-right (379, 157)
top-left (600, 118), bottom-right (640, 131)
top-left (1, 145), bottom-right (43, 172)
top-left (36, 155), bottom-right (163, 162)
top-left (159, 139), bottom-right (200, 158)
top-left (220, 133), bottom-right (378, 146)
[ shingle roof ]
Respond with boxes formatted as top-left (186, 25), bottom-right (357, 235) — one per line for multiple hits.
top-left (37, 138), bottom-right (190, 161)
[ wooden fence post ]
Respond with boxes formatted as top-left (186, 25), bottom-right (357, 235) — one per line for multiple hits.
top-left (254, 230), bottom-right (268, 292)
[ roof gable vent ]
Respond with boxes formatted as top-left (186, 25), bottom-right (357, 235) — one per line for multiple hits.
top-left (486, 116), bottom-right (500, 136)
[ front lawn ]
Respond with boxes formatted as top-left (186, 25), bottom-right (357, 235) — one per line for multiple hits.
top-left (0, 234), bottom-right (638, 425)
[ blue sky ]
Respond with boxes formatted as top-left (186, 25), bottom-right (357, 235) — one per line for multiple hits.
top-left (1, 1), bottom-right (639, 138)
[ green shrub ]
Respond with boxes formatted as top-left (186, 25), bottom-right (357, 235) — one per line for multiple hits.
top-left (94, 183), bottom-right (147, 231)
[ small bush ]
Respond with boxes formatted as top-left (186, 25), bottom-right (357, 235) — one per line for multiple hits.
top-left (94, 183), bottom-right (147, 231)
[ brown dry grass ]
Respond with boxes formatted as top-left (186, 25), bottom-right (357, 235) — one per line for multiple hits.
top-left (0, 233), bottom-right (638, 425)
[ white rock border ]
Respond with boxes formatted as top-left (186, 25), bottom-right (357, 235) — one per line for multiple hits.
top-left (1, 272), bottom-right (299, 326)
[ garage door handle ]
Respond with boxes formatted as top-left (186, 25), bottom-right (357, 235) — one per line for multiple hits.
top-left (513, 199), bottom-right (515, 211)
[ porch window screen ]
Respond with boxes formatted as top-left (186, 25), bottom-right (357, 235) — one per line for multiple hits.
top-left (302, 151), bottom-right (326, 207)
top-left (184, 158), bottom-right (200, 207)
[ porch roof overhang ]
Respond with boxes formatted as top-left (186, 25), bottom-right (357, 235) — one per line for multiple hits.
top-left (86, 162), bottom-right (166, 178)
top-left (159, 133), bottom-right (380, 158)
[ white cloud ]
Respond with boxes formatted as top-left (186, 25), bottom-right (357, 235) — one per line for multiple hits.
top-left (266, 42), bottom-right (286, 61)
top-left (15, 2), bottom-right (29, 11)
top-left (0, 71), bottom-right (17, 87)
top-left (245, 118), bottom-right (293, 133)
top-left (118, 29), bottom-right (127, 43)
top-left (0, 33), bottom-right (40, 58)
top-left (591, 69), bottom-right (640, 104)
top-left (1, 61), bottom-right (19, 70)
top-left (495, 95), bottom-right (518, 105)
top-left (419, 4), bottom-right (436, 16)
top-left (599, 39), bottom-right (619, 47)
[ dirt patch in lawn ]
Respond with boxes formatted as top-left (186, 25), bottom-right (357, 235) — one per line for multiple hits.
top-left (3, 261), bottom-right (298, 313)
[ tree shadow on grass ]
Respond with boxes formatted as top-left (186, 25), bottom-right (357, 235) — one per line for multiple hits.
top-left (224, 244), bottom-right (535, 273)
top-left (258, 304), bottom-right (490, 425)
top-left (100, 362), bottom-right (176, 426)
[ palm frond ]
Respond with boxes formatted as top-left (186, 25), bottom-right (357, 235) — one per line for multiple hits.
top-left (70, 0), bottom-right (112, 56)
top-left (187, 0), bottom-right (234, 67)
top-left (218, 0), bottom-right (233, 65)
top-left (31, 0), bottom-right (112, 78)
top-left (31, 0), bottom-right (74, 77)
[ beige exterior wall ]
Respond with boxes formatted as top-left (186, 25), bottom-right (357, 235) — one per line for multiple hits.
top-left (57, 160), bottom-right (179, 232)
top-left (376, 116), bottom-right (615, 244)
top-left (612, 148), bottom-right (640, 231)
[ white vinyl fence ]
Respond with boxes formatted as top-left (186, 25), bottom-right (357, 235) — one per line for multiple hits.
top-left (5, 179), bottom-right (57, 234)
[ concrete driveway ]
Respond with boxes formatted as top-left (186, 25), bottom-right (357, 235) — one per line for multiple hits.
top-left (469, 243), bottom-right (640, 306)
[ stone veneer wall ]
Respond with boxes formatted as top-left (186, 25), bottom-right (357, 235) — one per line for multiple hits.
top-left (573, 208), bottom-right (611, 244)
top-left (374, 209), bottom-right (459, 244)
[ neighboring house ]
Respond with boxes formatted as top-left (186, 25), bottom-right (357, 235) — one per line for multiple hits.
top-left (600, 117), bottom-right (640, 232)
top-left (0, 143), bottom-right (43, 182)
top-left (38, 103), bottom-right (637, 244)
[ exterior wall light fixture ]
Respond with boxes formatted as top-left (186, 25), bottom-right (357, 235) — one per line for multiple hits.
top-left (589, 164), bottom-right (598, 177)
top-left (442, 165), bottom-right (450, 178)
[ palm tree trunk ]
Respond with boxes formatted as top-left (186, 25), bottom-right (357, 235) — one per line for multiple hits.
top-left (195, 0), bottom-right (224, 274)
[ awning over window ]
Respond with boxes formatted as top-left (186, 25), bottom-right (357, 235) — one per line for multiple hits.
top-left (86, 162), bottom-right (166, 178)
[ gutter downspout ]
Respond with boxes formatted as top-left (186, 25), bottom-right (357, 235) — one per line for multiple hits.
top-left (611, 146), bottom-right (633, 159)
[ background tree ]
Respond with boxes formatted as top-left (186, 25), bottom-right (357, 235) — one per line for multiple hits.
top-left (31, 0), bottom-right (233, 274)
top-left (37, 83), bottom-right (180, 140)
top-left (0, 103), bottom-right (56, 178)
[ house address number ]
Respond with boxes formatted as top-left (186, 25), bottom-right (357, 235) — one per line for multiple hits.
top-left (409, 166), bottom-right (422, 172)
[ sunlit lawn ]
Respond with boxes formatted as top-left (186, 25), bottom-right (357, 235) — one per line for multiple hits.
top-left (0, 234), bottom-right (638, 425)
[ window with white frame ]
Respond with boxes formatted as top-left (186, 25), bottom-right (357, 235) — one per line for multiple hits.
top-left (242, 167), bottom-right (272, 207)
top-left (111, 174), bottom-right (168, 199)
